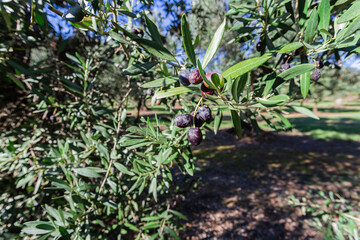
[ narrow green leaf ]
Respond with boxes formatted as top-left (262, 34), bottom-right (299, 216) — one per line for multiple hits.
top-left (37, 233), bottom-right (53, 240)
top-left (122, 62), bottom-right (158, 75)
top-left (318, 0), bottom-right (330, 40)
top-left (124, 222), bottom-right (140, 231)
top-left (305, 9), bottom-right (319, 43)
top-left (119, 10), bottom-right (137, 18)
top-left (34, 12), bottom-right (45, 26)
top-left (126, 142), bottom-right (150, 150)
top-left (230, 110), bottom-right (242, 138)
top-left (222, 55), bottom-right (271, 80)
top-left (44, 205), bottom-right (62, 223)
top-left (62, 78), bottom-right (83, 95)
top-left (337, 1), bottom-right (360, 23)
top-left (197, 59), bottom-right (217, 90)
top-left (169, 209), bottom-right (188, 220)
top-left (298, 0), bottom-right (307, 27)
top-left (155, 87), bottom-right (194, 99)
top-left (36, 224), bottom-right (55, 231)
top-left (278, 64), bottom-right (315, 80)
top-left (144, 15), bottom-right (163, 44)
top-left (335, 34), bottom-right (360, 49)
top-left (342, 15), bottom-right (360, 39)
top-left (202, 18), bottom-right (226, 68)
top-left (288, 106), bottom-right (320, 120)
top-left (319, 28), bottom-right (333, 38)
top-left (73, 168), bottom-right (101, 178)
top-left (22, 227), bottom-right (53, 235)
top-left (213, 111), bottom-right (223, 135)
top-left (141, 222), bottom-right (160, 230)
top-left (136, 39), bottom-right (176, 61)
top-left (108, 30), bottom-right (131, 44)
top-left (274, 112), bottom-right (292, 129)
top-left (96, 143), bottom-right (109, 161)
top-left (114, 162), bottom-right (134, 176)
top-left (300, 71), bottom-right (311, 99)
top-left (181, 15), bottom-right (197, 67)
top-left (165, 226), bottom-right (179, 240)
top-left (120, 138), bottom-right (148, 147)
top-left (231, 73), bottom-right (248, 103)
top-left (1, 7), bottom-right (12, 30)
top-left (278, 42), bottom-right (303, 54)
top-left (75, 52), bottom-right (86, 68)
top-left (65, 53), bottom-right (82, 66)
top-left (59, 226), bottom-right (71, 240)
top-left (211, 72), bottom-right (221, 89)
top-left (193, 35), bottom-right (200, 49)
top-left (141, 76), bottom-right (178, 88)
top-left (257, 95), bottom-right (290, 106)
top-left (263, 72), bottom-right (277, 96)
top-left (141, 215), bottom-right (163, 222)
top-left (6, 73), bottom-right (26, 90)
top-left (150, 177), bottom-right (157, 202)
top-left (6, 60), bottom-right (34, 76)
top-left (127, 178), bottom-right (143, 194)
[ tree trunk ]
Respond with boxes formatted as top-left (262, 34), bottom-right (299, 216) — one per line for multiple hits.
top-left (134, 98), bottom-right (142, 122)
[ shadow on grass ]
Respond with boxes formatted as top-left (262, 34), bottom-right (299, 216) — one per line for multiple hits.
top-left (316, 108), bottom-right (360, 113)
top-left (179, 130), bottom-right (360, 239)
top-left (290, 117), bottom-right (360, 141)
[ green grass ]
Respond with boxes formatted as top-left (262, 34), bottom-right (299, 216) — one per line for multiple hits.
top-left (214, 108), bottom-right (360, 142)
top-left (288, 113), bottom-right (360, 142)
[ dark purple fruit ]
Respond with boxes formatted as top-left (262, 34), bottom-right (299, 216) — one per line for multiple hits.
top-left (201, 83), bottom-right (214, 98)
top-left (187, 128), bottom-right (202, 146)
top-left (311, 70), bottom-right (321, 81)
top-left (132, 29), bottom-right (144, 38)
top-left (146, 88), bottom-right (153, 96)
top-left (256, 41), bottom-right (265, 52)
top-left (63, 4), bottom-right (84, 23)
top-left (280, 63), bottom-right (290, 73)
top-left (174, 113), bottom-right (193, 128)
top-left (156, 99), bottom-right (162, 105)
top-left (197, 105), bottom-right (211, 122)
top-left (191, 111), bottom-right (204, 127)
top-left (189, 69), bottom-right (203, 84)
top-left (178, 70), bottom-right (190, 86)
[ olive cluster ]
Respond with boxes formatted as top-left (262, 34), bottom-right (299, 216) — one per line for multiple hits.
top-left (279, 49), bottom-right (323, 81)
top-left (178, 69), bottom-right (223, 98)
top-left (255, 40), bottom-right (324, 81)
top-left (173, 105), bottom-right (212, 146)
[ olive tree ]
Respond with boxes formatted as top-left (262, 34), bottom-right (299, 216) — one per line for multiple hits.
top-left (0, 0), bottom-right (359, 239)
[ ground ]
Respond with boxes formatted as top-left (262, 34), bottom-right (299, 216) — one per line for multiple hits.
top-left (177, 107), bottom-right (360, 239)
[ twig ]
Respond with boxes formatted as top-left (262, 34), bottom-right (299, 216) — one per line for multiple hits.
top-left (159, 203), bottom-right (170, 235)
top-left (255, 0), bottom-right (263, 16)
top-left (98, 87), bottom-right (132, 194)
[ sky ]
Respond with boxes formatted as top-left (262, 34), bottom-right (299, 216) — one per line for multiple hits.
top-left (44, 1), bottom-right (360, 70)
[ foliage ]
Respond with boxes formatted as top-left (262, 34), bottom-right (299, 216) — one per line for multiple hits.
top-left (0, 0), bottom-right (359, 239)
top-left (290, 191), bottom-right (360, 240)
